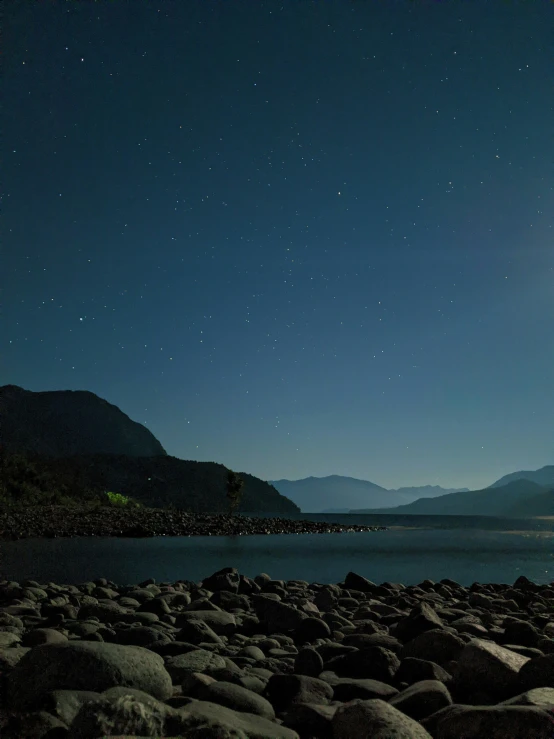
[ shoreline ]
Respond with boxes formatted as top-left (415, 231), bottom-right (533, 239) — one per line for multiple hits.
top-left (0, 505), bottom-right (387, 540)
top-left (0, 568), bottom-right (552, 737)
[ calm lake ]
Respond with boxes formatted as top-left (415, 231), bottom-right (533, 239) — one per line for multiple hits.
top-left (1, 514), bottom-right (552, 587)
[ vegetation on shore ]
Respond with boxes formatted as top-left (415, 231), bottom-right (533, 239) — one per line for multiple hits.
top-left (0, 449), bottom-right (297, 514)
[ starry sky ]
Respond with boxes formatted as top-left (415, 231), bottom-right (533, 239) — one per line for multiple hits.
top-left (4, 0), bottom-right (553, 491)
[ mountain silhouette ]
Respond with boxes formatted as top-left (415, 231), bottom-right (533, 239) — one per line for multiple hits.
top-left (1, 385), bottom-right (298, 513)
top-left (352, 479), bottom-right (553, 517)
top-left (268, 475), bottom-right (468, 513)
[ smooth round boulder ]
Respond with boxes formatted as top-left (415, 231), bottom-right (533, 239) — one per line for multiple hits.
top-left (7, 641), bottom-right (173, 710)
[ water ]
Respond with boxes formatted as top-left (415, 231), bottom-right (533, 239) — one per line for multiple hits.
top-left (1, 514), bottom-right (552, 586)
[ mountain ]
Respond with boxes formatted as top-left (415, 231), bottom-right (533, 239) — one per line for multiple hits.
top-left (489, 465), bottom-right (554, 489)
top-left (268, 475), bottom-right (468, 513)
top-left (0, 385), bottom-right (299, 514)
top-left (351, 479), bottom-right (553, 517)
top-left (1, 385), bottom-right (167, 458)
top-left (394, 485), bottom-right (470, 497)
top-left (503, 489), bottom-right (554, 518)
top-left (0, 450), bottom-right (299, 514)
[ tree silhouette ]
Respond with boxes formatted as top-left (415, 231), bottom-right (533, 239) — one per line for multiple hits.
top-left (226, 469), bottom-right (245, 515)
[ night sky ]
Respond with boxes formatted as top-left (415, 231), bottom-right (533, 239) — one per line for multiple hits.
top-left (4, 1), bottom-right (553, 491)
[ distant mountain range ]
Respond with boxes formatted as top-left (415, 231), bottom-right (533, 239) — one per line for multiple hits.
top-left (268, 475), bottom-right (469, 513)
top-left (270, 467), bottom-right (554, 518)
top-left (350, 465), bottom-right (554, 517)
top-left (0, 385), bottom-right (299, 514)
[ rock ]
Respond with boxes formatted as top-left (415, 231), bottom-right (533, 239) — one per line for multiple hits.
top-left (2, 710), bottom-right (68, 738)
top-left (394, 602), bottom-right (445, 642)
top-left (168, 699), bottom-right (300, 738)
top-left (176, 618), bottom-right (224, 645)
top-left (502, 619), bottom-right (541, 648)
top-left (175, 610), bottom-right (236, 635)
top-left (501, 687), bottom-right (554, 708)
top-left (294, 616), bottom-right (331, 643)
top-left (111, 626), bottom-right (168, 647)
top-left (265, 673), bottom-right (334, 712)
top-left (330, 677), bottom-right (399, 702)
top-left (237, 645), bottom-right (265, 661)
top-left (394, 657), bottom-right (452, 686)
top-left (400, 628), bottom-right (465, 666)
top-left (517, 653), bottom-right (554, 691)
top-left (70, 688), bottom-right (171, 739)
top-left (198, 680), bottom-right (276, 719)
top-left (21, 629), bottom-right (67, 647)
top-left (425, 704), bottom-right (554, 739)
top-left (344, 572), bottom-right (377, 592)
top-left (282, 702), bottom-right (337, 738)
top-left (7, 641), bottom-right (173, 710)
top-left (453, 637), bottom-right (531, 701)
top-left (389, 679), bottom-right (453, 720)
top-left (42, 688), bottom-right (102, 725)
top-left (165, 649), bottom-right (227, 683)
top-left (294, 646), bottom-right (324, 677)
top-left (252, 597), bottom-right (307, 632)
top-left (333, 698), bottom-right (433, 739)
top-left (326, 646), bottom-right (401, 682)
top-left (0, 632), bottom-right (21, 647)
top-left (0, 646), bottom-right (30, 669)
top-left (202, 567), bottom-right (240, 593)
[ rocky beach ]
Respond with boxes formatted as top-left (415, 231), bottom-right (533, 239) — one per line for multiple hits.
top-left (0, 567), bottom-right (553, 738)
top-left (0, 506), bottom-right (386, 540)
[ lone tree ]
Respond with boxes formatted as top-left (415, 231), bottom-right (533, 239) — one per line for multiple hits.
top-left (226, 469), bottom-right (245, 515)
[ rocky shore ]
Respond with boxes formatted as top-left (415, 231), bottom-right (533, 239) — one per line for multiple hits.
top-left (0, 506), bottom-right (386, 540)
top-left (0, 569), bottom-right (553, 738)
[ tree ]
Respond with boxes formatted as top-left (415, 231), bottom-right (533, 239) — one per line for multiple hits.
top-left (226, 469), bottom-right (245, 515)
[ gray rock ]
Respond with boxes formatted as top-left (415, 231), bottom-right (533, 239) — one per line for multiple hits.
top-left (69, 689), bottom-right (171, 739)
top-left (282, 702), bottom-right (336, 737)
top-left (294, 646), bottom-right (324, 677)
top-left (400, 628), bottom-right (466, 666)
top-left (518, 653), bottom-right (554, 691)
top-left (109, 625), bottom-right (168, 647)
top-left (253, 597), bottom-right (307, 633)
top-left (425, 704), bottom-right (554, 739)
top-left (394, 602), bottom-right (445, 642)
top-left (165, 649), bottom-right (227, 683)
top-left (198, 680), bottom-right (275, 719)
top-left (42, 689), bottom-right (101, 725)
top-left (329, 676), bottom-right (399, 702)
top-left (237, 645), bottom-right (265, 661)
top-left (176, 610), bottom-right (236, 635)
top-left (265, 673), bottom-right (334, 712)
top-left (452, 638), bottom-right (530, 701)
top-left (202, 567), bottom-right (240, 594)
top-left (394, 656), bottom-right (452, 686)
top-left (294, 616), bottom-right (331, 644)
top-left (3, 710), bottom-right (68, 738)
top-left (177, 617), bottom-right (224, 645)
top-left (344, 572), bottom-right (377, 593)
top-left (7, 641), bottom-right (173, 710)
top-left (168, 699), bottom-right (299, 738)
top-left (389, 679), bottom-right (452, 720)
top-left (333, 698), bottom-right (433, 739)
top-left (326, 645), bottom-right (401, 682)
top-left (500, 687), bottom-right (554, 707)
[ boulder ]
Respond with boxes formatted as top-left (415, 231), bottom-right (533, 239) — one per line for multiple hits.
top-left (7, 641), bottom-right (173, 710)
top-left (452, 638), bottom-right (530, 701)
top-left (198, 680), bottom-right (276, 719)
top-left (333, 698), bottom-right (433, 739)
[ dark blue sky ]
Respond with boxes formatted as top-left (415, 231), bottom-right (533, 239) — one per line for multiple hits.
top-left (4, 1), bottom-right (553, 490)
